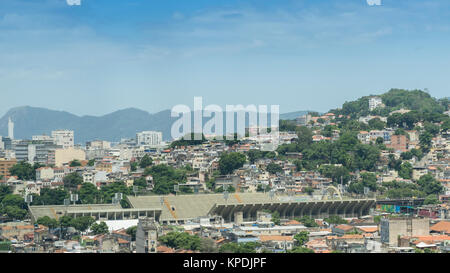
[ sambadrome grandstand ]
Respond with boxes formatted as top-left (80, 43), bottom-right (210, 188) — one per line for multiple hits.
top-left (29, 193), bottom-right (376, 225)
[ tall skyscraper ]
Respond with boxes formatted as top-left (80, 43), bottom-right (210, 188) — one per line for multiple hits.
top-left (8, 117), bottom-right (14, 140)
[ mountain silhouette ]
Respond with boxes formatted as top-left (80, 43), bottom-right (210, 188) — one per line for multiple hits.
top-left (0, 106), bottom-right (308, 144)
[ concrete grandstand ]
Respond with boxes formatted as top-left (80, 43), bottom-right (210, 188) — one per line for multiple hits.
top-left (28, 193), bottom-right (375, 225)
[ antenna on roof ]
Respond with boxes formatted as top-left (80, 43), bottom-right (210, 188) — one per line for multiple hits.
top-left (160, 197), bottom-right (164, 206)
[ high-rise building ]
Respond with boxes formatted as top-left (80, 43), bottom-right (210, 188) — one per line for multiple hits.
top-left (0, 158), bottom-right (17, 178)
top-left (136, 131), bottom-right (162, 146)
top-left (136, 218), bottom-right (160, 253)
top-left (296, 114), bottom-right (311, 126)
top-left (13, 140), bottom-right (59, 165)
top-left (8, 117), bottom-right (14, 140)
top-left (51, 130), bottom-right (74, 149)
top-left (0, 137), bottom-right (13, 151)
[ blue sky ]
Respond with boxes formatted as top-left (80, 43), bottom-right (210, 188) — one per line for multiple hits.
top-left (1, 0), bottom-right (450, 117)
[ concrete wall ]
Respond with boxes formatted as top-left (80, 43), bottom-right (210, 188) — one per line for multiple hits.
top-left (381, 218), bottom-right (429, 246)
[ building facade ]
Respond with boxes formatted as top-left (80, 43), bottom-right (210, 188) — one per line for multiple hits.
top-left (136, 131), bottom-right (163, 146)
top-left (51, 130), bottom-right (74, 149)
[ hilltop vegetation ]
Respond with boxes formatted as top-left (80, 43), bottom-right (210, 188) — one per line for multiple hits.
top-left (331, 89), bottom-right (448, 118)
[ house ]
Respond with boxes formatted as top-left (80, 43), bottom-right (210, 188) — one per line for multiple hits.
top-left (430, 221), bottom-right (450, 235)
top-left (355, 226), bottom-right (379, 235)
top-left (386, 135), bottom-right (409, 153)
top-left (332, 224), bottom-right (355, 236)
top-left (259, 235), bottom-right (294, 251)
top-left (305, 238), bottom-right (330, 253)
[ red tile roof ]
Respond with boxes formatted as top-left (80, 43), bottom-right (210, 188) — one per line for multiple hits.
top-left (430, 221), bottom-right (450, 234)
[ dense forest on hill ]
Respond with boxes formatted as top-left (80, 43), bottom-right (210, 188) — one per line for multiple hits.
top-left (331, 89), bottom-right (448, 118)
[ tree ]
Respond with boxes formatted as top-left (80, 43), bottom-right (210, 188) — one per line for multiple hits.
top-left (99, 181), bottom-right (132, 204)
top-left (297, 216), bottom-right (318, 228)
top-left (159, 232), bottom-right (201, 251)
top-left (130, 162), bottom-right (138, 172)
top-left (139, 155), bottom-right (153, 169)
top-left (256, 184), bottom-right (270, 192)
top-left (69, 160), bottom-right (82, 167)
top-left (63, 173), bottom-right (83, 190)
top-left (9, 161), bottom-right (34, 180)
top-left (2, 194), bottom-right (26, 209)
top-left (319, 165), bottom-right (351, 184)
top-left (303, 187), bottom-right (314, 195)
top-left (376, 137), bottom-right (384, 145)
top-left (218, 152), bottom-right (246, 175)
top-left (87, 159), bottom-right (95, 167)
top-left (271, 211), bottom-right (281, 225)
top-left (288, 246), bottom-right (314, 253)
top-left (360, 172), bottom-right (377, 191)
top-left (417, 174), bottom-right (443, 195)
top-left (78, 183), bottom-right (101, 204)
top-left (388, 154), bottom-right (402, 171)
top-left (247, 150), bottom-right (263, 164)
top-left (133, 177), bottom-right (148, 189)
top-left (36, 216), bottom-right (58, 229)
top-left (398, 162), bottom-right (413, 180)
top-left (400, 151), bottom-right (413, 160)
top-left (70, 216), bottom-right (95, 232)
top-left (126, 226), bottom-right (137, 241)
top-left (368, 118), bottom-right (386, 130)
top-left (266, 163), bottom-right (283, 174)
top-left (199, 237), bottom-right (218, 253)
top-left (0, 185), bottom-right (12, 203)
top-left (423, 122), bottom-right (440, 136)
top-left (419, 131), bottom-right (433, 153)
top-left (32, 188), bottom-right (69, 205)
top-left (145, 164), bottom-right (188, 195)
top-left (219, 242), bottom-right (261, 253)
top-left (324, 216), bottom-right (348, 225)
top-left (424, 195), bottom-right (439, 205)
top-left (294, 231), bottom-right (309, 246)
top-left (58, 216), bottom-right (74, 228)
top-left (91, 221), bottom-right (109, 234)
top-left (4, 206), bottom-right (27, 220)
top-left (296, 126), bottom-right (313, 149)
top-left (393, 128), bottom-right (406, 136)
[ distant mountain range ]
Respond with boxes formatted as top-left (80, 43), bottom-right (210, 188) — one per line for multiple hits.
top-left (0, 106), bottom-right (311, 144)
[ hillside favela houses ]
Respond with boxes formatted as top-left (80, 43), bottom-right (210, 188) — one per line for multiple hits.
top-left (0, 89), bottom-right (449, 253)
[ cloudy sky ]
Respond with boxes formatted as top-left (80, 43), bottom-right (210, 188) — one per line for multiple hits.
top-left (1, 0), bottom-right (450, 117)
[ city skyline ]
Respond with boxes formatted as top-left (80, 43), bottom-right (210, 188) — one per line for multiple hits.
top-left (1, 0), bottom-right (450, 117)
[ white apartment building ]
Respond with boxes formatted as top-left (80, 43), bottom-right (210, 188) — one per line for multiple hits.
top-left (86, 140), bottom-right (111, 150)
top-left (52, 130), bottom-right (74, 149)
top-left (369, 97), bottom-right (383, 111)
top-left (136, 131), bottom-right (162, 146)
top-left (32, 135), bottom-right (54, 142)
